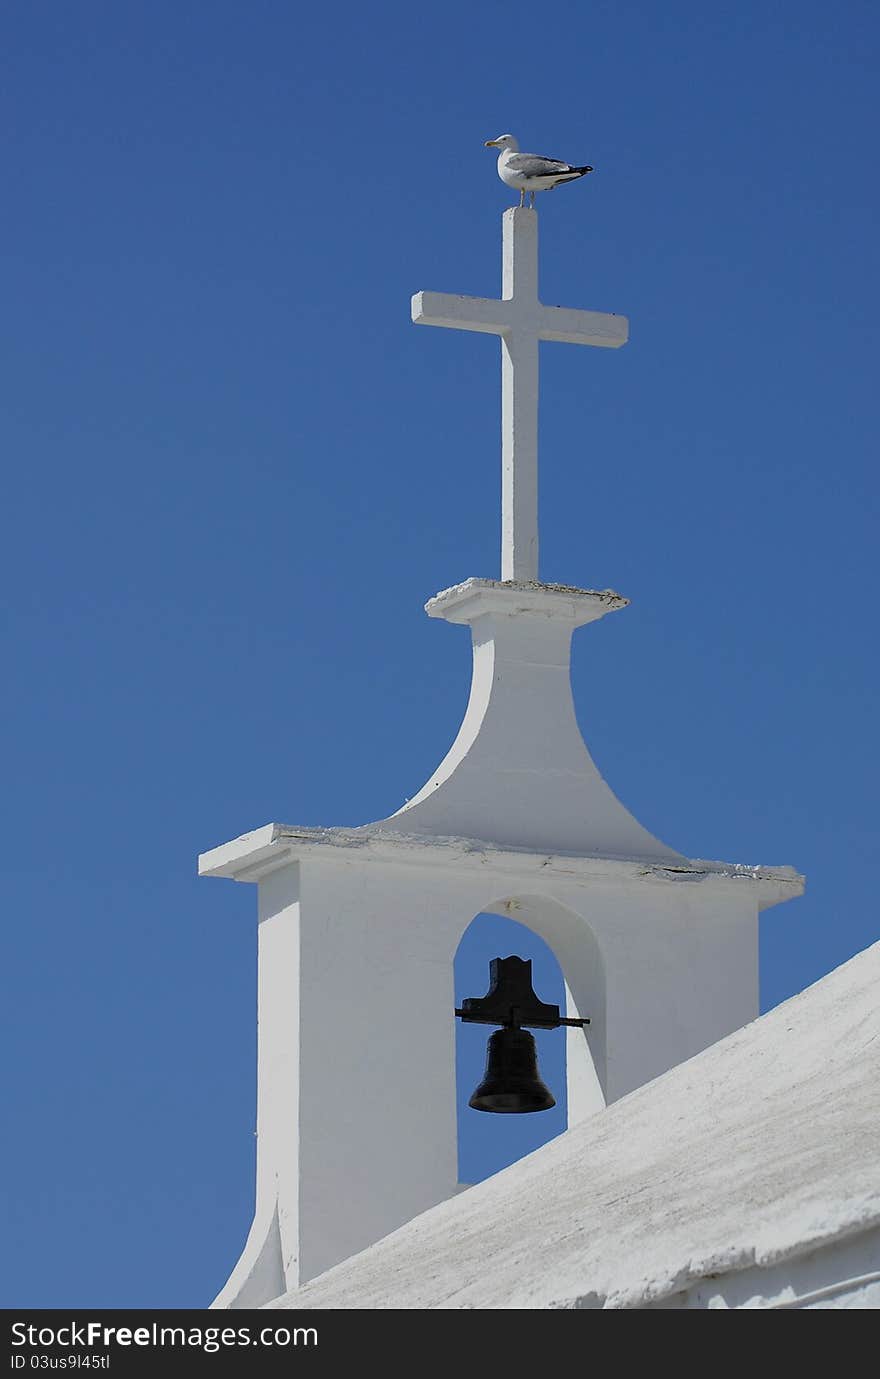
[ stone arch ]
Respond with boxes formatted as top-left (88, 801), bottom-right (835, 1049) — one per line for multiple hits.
top-left (481, 894), bottom-right (607, 1121)
top-left (454, 911), bottom-right (567, 1184)
top-left (453, 895), bottom-right (606, 1183)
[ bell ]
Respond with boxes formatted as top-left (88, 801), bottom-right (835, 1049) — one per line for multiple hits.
top-left (468, 1026), bottom-right (556, 1114)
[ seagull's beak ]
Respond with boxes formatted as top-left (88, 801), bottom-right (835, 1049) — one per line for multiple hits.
top-left (485, 139), bottom-right (500, 148)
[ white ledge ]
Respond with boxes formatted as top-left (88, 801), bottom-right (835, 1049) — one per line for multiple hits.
top-left (198, 822), bottom-right (804, 909)
top-left (426, 577), bottom-right (628, 626)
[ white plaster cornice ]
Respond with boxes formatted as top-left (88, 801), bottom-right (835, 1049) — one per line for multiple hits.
top-left (425, 577), bottom-right (628, 626)
top-left (198, 821), bottom-right (804, 910)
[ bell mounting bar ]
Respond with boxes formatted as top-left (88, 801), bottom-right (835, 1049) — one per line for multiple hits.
top-left (455, 955), bottom-right (589, 1030)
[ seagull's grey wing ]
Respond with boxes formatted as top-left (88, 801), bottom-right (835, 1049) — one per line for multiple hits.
top-left (505, 153), bottom-right (574, 176)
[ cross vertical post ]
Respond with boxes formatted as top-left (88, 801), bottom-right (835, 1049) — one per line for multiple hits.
top-left (501, 209), bottom-right (539, 580)
top-left (411, 208), bottom-right (628, 582)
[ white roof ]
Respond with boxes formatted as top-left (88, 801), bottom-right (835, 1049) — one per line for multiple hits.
top-left (270, 942), bottom-right (880, 1310)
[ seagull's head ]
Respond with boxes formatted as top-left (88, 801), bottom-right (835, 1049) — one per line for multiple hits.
top-left (485, 133), bottom-right (519, 152)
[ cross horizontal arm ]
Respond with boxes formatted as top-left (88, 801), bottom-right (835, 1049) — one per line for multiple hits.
top-left (412, 291), bottom-right (513, 336)
top-left (537, 304), bottom-right (629, 348)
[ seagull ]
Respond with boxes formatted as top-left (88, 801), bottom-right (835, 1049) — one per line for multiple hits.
top-left (485, 133), bottom-right (593, 207)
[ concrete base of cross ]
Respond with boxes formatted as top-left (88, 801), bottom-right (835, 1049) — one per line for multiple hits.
top-left (386, 577), bottom-right (681, 860)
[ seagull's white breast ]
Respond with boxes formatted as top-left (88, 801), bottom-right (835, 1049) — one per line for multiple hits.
top-left (497, 151), bottom-right (530, 190)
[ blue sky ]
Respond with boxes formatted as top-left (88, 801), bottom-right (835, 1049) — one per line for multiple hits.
top-left (3, 1), bottom-right (878, 1308)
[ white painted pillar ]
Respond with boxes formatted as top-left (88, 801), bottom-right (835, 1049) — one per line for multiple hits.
top-left (214, 860), bottom-right (464, 1304)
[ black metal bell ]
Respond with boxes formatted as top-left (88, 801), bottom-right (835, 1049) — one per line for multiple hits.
top-left (468, 1026), bottom-right (556, 1114)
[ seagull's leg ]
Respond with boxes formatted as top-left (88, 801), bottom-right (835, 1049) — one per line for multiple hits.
top-left (529, 190), bottom-right (535, 208)
top-left (519, 188), bottom-right (525, 208)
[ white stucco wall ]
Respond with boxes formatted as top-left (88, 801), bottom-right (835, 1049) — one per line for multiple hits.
top-left (209, 836), bottom-right (777, 1306)
top-left (266, 942), bottom-right (880, 1311)
top-left (645, 1227), bottom-right (880, 1309)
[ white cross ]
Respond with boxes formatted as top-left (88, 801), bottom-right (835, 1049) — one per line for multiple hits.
top-left (412, 207), bottom-right (628, 582)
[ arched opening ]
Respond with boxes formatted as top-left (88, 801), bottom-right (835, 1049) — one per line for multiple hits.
top-left (455, 912), bottom-right (565, 1183)
top-left (454, 899), bottom-right (606, 1186)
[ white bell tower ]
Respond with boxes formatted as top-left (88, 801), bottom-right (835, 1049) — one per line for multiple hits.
top-left (201, 208), bottom-right (803, 1309)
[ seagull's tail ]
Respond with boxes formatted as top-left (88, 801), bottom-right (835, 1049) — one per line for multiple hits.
top-left (550, 166), bottom-right (593, 189)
